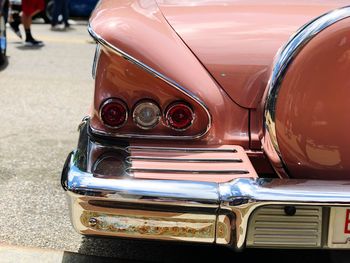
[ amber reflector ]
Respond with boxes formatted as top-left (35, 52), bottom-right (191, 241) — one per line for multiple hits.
top-left (165, 102), bottom-right (194, 131)
top-left (100, 99), bottom-right (128, 128)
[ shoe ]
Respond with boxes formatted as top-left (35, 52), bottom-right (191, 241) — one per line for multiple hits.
top-left (24, 39), bottom-right (44, 47)
top-left (64, 23), bottom-right (72, 31)
top-left (9, 21), bottom-right (22, 39)
top-left (51, 24), bottom-right (64, 31)
top-left (67, 19), bottom-right (77, 25)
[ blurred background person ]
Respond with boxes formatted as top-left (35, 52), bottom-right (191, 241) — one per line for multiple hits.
top-left (0, 0), bottom-right (7, 65)
top-left (51, 0), bottom-right (69, 30)
top-left (8, 0), bottom-right (22, 39)
top-left (22, 0), bottom-right (44, 46)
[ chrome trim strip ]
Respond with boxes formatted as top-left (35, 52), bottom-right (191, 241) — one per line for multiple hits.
top-left (165, 102), bottom-right (195, 132)
top-left (126, 156), bottom-right (243, 163)
top-left (264, 7), bottom-right (350, 163)
top-left (87, 24), bottom-right (212, 140)
top-left (99, 98), bottom-right (129, 129)
top-left (127, 168), bottom-right (249, 175)
top-left (132, 100), bottom-right (161, 130)
top-left (219, 178), bottom-right (350, 204)
top-left (90, 126), bottom-right (207, 140)
top-left (66, 154), bottom-right (220, 204)
top-left (92, 43), bottom-right (101, 79)
top-left (65, 152), bottom-right (350, 205)
top-left (126, 146), bottom-right (237, 153)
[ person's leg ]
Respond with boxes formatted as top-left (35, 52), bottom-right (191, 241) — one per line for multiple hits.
top-left (21, 0), bottom-right (44, 45)
top-left (7, 3), bottom-right (13, 23)
top-left (22, 11), bottom-right (34, 41)
top-left (8, 2), bottom-right (22, 39)
top-left (62, 0), bottom-right (70, 27)
top-left (22, 10), bottom-right (43, 45)
top-left (51, 0), bottom-right (62, 27)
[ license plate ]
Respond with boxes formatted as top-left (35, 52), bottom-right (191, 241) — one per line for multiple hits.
top-left (328, 207), bottom-right (350, 248)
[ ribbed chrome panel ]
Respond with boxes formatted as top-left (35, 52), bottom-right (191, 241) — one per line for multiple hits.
top-left (247, 205), bottom-right (322, 248)
top-left (126, 145), bottom-right (258, 182)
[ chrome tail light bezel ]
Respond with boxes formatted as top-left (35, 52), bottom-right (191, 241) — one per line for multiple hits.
top-left (99, 98), bottom-right (129, 129)
top-left (132, 100), bottom-right (162, 130)
top-left (165, 101), bottom-right (195, 131)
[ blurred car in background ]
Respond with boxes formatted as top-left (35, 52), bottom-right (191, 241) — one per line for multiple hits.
top-left (8, 0), bottom-right (98, 24)
top-left (0, 0), bottom-right (7, 65)
top-left (43, 0), bottom-right (99, 23)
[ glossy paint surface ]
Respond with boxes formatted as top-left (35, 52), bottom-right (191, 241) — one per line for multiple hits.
top-left (157, 0), bottom-right (349, 108)
top-left (90, 0), bottom-right (250, 146)
top-left (275, 18), bottom-right (350, 179)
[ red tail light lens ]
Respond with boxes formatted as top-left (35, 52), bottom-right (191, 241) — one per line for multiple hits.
top-left (100, 98), bottom-right (128, 128)
top-left (165, 102), bottom-right (194, 131)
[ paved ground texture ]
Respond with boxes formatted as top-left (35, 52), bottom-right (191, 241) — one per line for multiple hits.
top-left (1, 23), bottom-right (350, 263)
top-left (0, 23), bottom-right (94, 251)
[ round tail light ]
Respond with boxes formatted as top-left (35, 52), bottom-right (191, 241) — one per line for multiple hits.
top-left (132, 100), bottom-right (161, 129)
top-left (100, 98), bottom-right (128, 128)
top-left (165, 102), bottom-right (194, 131)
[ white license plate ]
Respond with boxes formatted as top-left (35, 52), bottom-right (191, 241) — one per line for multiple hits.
top-left (328, 207), bottom-right (350, 248)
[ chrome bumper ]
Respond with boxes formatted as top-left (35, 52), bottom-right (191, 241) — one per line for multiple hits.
top-left (62, 122), bottom-right (350, 249)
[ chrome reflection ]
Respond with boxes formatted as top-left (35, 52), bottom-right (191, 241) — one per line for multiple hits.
top-left (62, 122), bottom-right (350, 248)
top-left (126, 156), bottom-right (243, 163)
top-left (64, 150), bottom-right (350, 248)
top-left (126, 145), bottom-right (237, 153)
top-left (264, 6), bottom-right (350, 173)
top-left (92, 43), bottom-right (101, 79)
top-left (126, 167), bottom-right (249, 175)
top-left (92, 152), bottom-right (128, 177)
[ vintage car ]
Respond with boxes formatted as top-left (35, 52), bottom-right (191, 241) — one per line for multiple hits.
top-left (61, 0), bottom-right (350, 250)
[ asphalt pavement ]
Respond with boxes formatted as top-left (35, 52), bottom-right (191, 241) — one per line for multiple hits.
top-left (0, 21), bottom-right (94, 252)
top-left (1, 22), bottom-right (350, 263)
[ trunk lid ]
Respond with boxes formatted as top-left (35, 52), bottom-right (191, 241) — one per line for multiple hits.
top-left (156, 0), bottom-right (348, 108)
